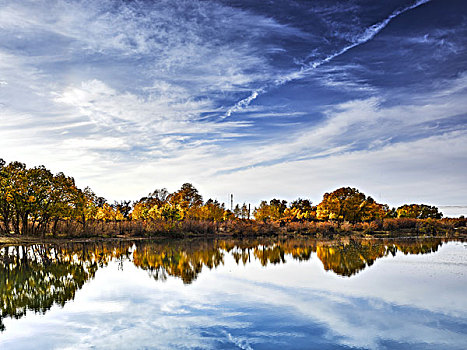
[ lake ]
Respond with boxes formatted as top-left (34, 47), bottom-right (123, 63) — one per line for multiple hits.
top-left (0, 237), bottom-right (466, 349)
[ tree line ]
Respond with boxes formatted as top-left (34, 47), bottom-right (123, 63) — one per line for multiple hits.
top-left (254, 187), bottom-right (442, 225)
top-left (0, 159), bottom-right (448, 237)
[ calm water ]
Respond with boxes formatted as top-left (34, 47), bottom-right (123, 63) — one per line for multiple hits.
top-left (0, 238), bottom-right (466, 349)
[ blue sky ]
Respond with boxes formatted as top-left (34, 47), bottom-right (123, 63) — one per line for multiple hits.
top-left (0, 0), bottom-right (466, 213)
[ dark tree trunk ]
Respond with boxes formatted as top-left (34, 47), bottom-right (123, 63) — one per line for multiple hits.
top-left (52, 218), bottom-right (59, 237)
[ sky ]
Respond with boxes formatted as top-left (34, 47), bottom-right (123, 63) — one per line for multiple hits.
top-left (0, 0), bottom-right (466, 214)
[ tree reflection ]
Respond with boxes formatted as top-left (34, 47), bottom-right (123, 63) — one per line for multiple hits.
top-left (315, 239), bottom-right (443, 276)
top-left (316, 242), bottom-right (388, 276)
top-left (132, 241), bottom-right (224, 284)
top-left (132, 238), bottom-right (444, 281)
top-left (0, 242), bottom-right (132, 331)
top-left (0, 237), bottom-right (448, 330)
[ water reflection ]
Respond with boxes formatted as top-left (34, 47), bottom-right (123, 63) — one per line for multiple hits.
top-left (316, 239), bottom-right (442, 276)
top-left (0, 242), bottom-right (131, 331)
top-left (131, 237), bottom-right (444, 281)
top-left (133, 241), bottom-right (224, 284)
top-left (128, 237), bottom-right (446, 282)
top-left (0, 237), bottom-right (448, 331)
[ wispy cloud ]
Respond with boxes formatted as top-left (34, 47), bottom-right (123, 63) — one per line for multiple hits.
top-left (0, 0), bottom-right (284, 166)
top-left (0, 0), bottom-right (466, 212)
top-left (220, 0), bottom-right (433, 118)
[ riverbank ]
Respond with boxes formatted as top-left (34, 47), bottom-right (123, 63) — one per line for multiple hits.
top-left (1, 227), bottom-right (465, 246)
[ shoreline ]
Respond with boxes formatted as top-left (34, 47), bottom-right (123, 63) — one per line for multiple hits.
top-left (1, 230), bottom-right (465, 245)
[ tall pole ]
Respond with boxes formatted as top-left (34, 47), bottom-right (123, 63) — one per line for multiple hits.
top-left (230, 194), bottom-right (233, 211)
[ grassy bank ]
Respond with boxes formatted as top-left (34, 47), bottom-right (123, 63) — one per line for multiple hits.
top-left (1, 217), bottom-right (466, 245)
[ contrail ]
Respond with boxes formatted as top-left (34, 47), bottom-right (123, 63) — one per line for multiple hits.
top-left (223, 88), bottom-right (264, 119)
top-left (221, 0), bottom-right (432, 119)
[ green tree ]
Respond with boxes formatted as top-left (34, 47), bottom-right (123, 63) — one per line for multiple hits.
top-left (75, 187), bottom-right (99, 234)
top-left (397, 204), bottom-right (442, 219)
top-left (168, 183), bottom-right (203, 219)
top-left (290, 198), bottom-right (313, 212)
top-left (233, 204), bottom-right (241, 218)
top-left (169, 183), bottom-right (203, 209)
top-left (0, 159), bottom-right (13, 234)
top-left (289, 198), bottom-right (316, 221)
top-left (253, 199), bottom-right (287, 222)
top-left (114, 200), bottom-right (132, 219)
top-left (241, 203), bottom-right (249, 219)
top-left (317, 187), bottom-right (381, 224)
top-left (201, 199), bottom-right (226, 221)
top-left (2, 161), bottom-right (29, 235)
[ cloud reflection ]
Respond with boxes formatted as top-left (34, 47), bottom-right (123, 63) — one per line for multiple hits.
top-left (0, 239), bottom-right (466, 349)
